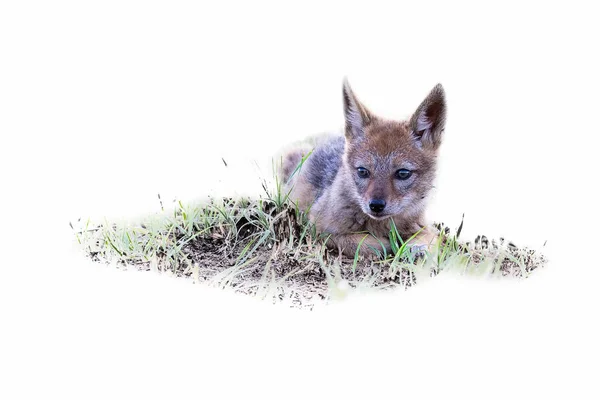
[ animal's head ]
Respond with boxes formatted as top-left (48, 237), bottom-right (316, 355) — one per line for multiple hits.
top-left (342, 78), bottom-right (446, 220)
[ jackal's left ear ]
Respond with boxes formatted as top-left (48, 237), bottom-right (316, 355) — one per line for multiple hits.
top-left (343, 78), bottom-right (373, 141)
top-left (410, 84), bottom-right (446, 149)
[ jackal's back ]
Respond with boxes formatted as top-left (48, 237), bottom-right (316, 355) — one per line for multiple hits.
top-left (302, 135), bottom-right (344, 201)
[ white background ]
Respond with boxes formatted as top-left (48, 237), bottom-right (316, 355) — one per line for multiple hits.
top-left (1, 1), bottom-right (599, 399)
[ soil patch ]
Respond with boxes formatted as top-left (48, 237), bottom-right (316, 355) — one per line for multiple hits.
top-left (74, 198), bottom-right (547, 310)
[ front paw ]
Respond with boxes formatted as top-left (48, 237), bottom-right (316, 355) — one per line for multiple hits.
top-left (409, 243), bottom-right (429, 258)
top-left (355, 244), bottom-right (387, 261)
top-left (355, 238), bottom-right (390, 260)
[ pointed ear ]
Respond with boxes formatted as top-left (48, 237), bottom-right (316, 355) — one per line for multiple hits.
top-left (409, 84), bottom-right (447, 149)
top-left (343, 78), bottom-right (372, 141)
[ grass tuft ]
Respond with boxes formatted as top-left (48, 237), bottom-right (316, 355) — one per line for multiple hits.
top-left (72, 172), bottom-right (547, 309)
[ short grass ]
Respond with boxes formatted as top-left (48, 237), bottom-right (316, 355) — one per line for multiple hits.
top-left (71, 168), bottom-right (547, 309)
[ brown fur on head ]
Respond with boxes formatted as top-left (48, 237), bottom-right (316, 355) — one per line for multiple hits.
top-left (342, 79), bottom-right (446, 221)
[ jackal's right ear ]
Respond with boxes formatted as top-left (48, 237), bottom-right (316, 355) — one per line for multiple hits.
top-left (410, 84), bottom-right (447, 150)
top-left (343, 78), bottom-right (372, 141)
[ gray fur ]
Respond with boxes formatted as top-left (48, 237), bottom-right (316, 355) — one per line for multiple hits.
top-left (304, 136), bottom-right (345, 200)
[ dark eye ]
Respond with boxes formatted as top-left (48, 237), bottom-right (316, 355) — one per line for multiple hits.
top-left (357, 167), bottom-right (370, 179)
top-left (395, 169), bottom-right (412, 180)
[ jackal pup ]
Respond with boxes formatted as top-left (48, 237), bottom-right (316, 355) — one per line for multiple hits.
top-left (281, 79), bottom-right (446, 257)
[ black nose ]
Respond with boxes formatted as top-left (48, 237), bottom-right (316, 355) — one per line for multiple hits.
top-left (369, 199), bottom-right (386, 213)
